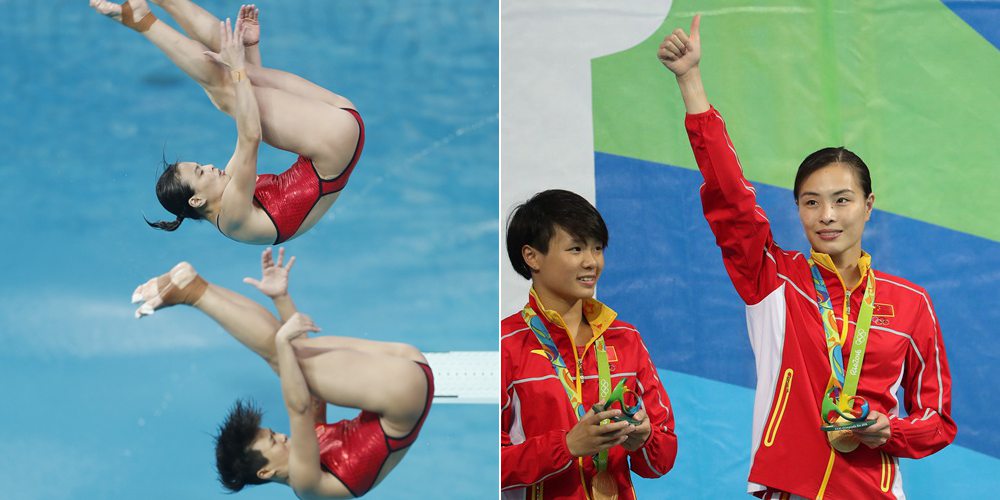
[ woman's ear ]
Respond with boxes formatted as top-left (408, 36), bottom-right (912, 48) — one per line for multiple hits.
top-left (522, 245), bottom-right (541, 274)
top-left (188, 195), bottom-right (206, 209)
top-left (256, 467), bottom-right (275, 481)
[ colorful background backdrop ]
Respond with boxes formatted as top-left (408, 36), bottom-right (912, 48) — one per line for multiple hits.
top-left (503, 0), bottom-right (999, 496)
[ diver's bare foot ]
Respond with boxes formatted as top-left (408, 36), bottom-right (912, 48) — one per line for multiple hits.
top-left (90, 0), bottom-right (155, 31)
top-left (238, 4), bottom-right (260, 47)
top-left (132, 262), bottom-right (208, 318)
top-left (89, 0), bottom-right (122, 19)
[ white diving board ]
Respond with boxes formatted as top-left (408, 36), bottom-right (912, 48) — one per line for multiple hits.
top-left (424, 351), bottom-right (498, 404)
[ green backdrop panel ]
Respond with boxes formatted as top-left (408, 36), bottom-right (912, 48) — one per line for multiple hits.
top-left (593, 0), bottom-right (1000, 242)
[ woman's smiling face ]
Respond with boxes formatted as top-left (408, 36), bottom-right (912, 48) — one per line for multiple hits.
top-left (525, 225), bottom-right (605, 306)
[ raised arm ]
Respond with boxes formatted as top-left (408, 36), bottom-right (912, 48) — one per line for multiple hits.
top-left (658, 14), bottom-right (781, 304)
top-left (244, 247), bottom-right (298, 322)
top-left (205, 18), bottom-right (262, 230)
top-left (658, 14), bottom-right (708, 114)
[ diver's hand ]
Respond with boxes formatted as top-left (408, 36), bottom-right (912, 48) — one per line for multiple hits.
top-left (236, 4), bottom-right (260, 47)
top-left (204, 18), bottom-right (246, 71)
top-left (276, 313), bottom-right (320, 344)
top-left (244, 247), bottom-right (295, 298)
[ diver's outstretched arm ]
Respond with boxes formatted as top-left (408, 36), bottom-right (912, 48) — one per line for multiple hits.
top-left (205, 19), bottom-right (261, 233)
top-left (658, 14), bottom-right (710, 114)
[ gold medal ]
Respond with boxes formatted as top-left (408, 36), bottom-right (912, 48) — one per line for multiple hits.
top-left (826, 416), bottom-right (861, 453)
top-left (591, 470), bottom-right (619, 500)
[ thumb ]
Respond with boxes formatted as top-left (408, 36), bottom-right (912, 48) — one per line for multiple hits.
top-left (243, 277), bottom-right (261, 287)
top-left (690, 13), bottom-right (701, 39)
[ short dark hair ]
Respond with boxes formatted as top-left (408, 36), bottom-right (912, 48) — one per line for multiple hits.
top-left (214, 399), bottom-right (269, 492)
top-left (793, 147), bottom-right (873, 201)
top-left (146, 161), bottom-right (204, 232)
top-left (505, 189), bottom-right (609, 280)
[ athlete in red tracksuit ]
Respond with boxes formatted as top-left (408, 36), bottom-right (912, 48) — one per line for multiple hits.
top-left (502, 190), bottom-right (677, 499)
top-left (659, 15), bottom-right (955, 499)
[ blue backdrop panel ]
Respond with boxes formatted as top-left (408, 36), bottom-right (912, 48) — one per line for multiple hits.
top-left (944, 0), bottom-right (1000, 49)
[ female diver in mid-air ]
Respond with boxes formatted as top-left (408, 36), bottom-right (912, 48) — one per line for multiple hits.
top-left (91, 0), bottom-right (365, 245)
top-left (132, 247), bottom-right (433, 498)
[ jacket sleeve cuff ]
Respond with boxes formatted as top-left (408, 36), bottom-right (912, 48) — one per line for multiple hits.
top-left (684, 104), bottom-right (717, 126)
top-left (880, 417), bottom-right (908, 455)
top-left (627, 427), bottom-right (676, 478)
top-left (550, 428), bottom-right (575, 465)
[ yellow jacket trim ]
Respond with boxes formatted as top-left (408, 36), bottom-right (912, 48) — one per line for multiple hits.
top-left (764, 369), bottom-right (793, 447)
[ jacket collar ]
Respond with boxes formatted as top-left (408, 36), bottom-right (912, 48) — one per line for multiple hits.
top-left (809, 249), bottom-right (872, 290)
top-left (527, 288), bottom-right (618, 344)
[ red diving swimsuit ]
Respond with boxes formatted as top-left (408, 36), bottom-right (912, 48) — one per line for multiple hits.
top-left (314, 362), bottom-right (433, 497)
top-left (247, 108), bottom-right (365, 244)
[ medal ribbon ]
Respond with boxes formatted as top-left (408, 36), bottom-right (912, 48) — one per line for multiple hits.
top-left (522, 306), bottom-right (613, 474)
top-left (810, 261), bottom-right (876, 424)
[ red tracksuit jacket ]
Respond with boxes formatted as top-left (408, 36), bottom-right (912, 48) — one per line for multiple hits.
top-left (686, 106), bottom-right (956, 498)
top-left (501, 290), bottom-right (678, 499)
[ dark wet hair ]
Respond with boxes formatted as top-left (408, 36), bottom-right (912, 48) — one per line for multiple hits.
top-left (506, 189), bottom-right (609, 280)
top-left (214, 399), bottom-right (269, 492)
top-left (146, 162), bottom-right (204, 232)
top-left (793, 147), bottom-right (873, 201)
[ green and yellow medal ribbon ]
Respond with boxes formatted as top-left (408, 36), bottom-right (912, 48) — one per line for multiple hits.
top-left (809, 260), bottom-right (876, 432)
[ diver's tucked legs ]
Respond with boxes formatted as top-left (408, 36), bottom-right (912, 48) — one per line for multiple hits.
top-left (297, 348), bottom-right (430, 436)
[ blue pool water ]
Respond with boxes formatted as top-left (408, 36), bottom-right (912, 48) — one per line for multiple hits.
top-left (0, 1), bottom-right (497, 498)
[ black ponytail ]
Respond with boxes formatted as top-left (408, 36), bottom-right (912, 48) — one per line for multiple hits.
top-left (145, 214), bottom-right (185, 232)
top-left (147, 162), bottom-right (204, 232)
